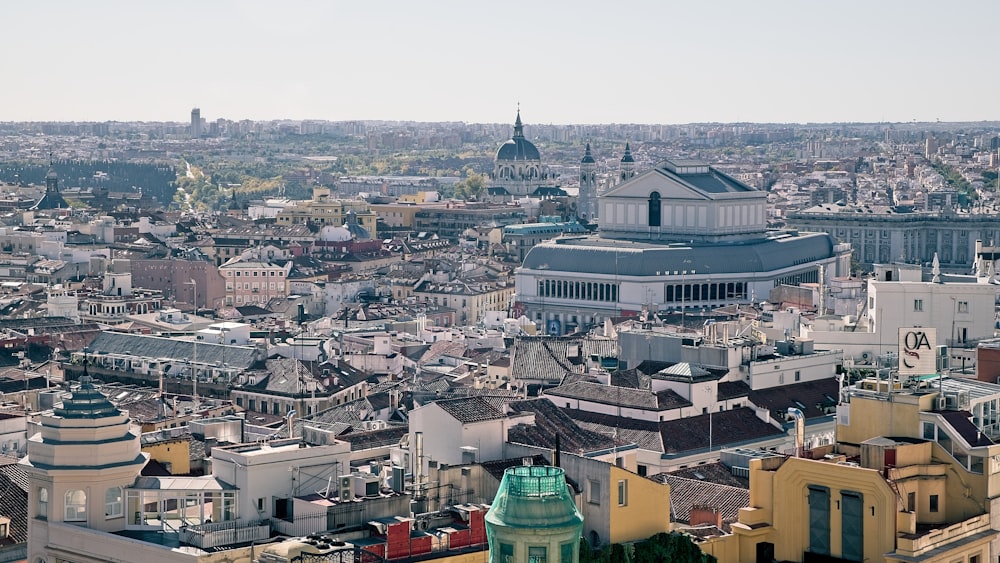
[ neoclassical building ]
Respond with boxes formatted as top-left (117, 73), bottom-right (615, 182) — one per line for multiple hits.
top-left (488, 111), bottom-right (557, 200)
top-left (514, 159), bottom-right (852, 334)
top-left (787, 203), bottom-right (1000, 271)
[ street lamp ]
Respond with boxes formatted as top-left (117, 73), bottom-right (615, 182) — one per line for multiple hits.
top-left (185, 279), bottom-right (197, 314)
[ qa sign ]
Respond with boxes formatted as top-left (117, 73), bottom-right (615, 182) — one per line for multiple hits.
top-left (898, 327), bottom-right (936, 376)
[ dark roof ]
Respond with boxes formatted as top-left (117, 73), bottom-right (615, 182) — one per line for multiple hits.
top-left (434, 397), bottom-right (507, 424)
top-left (581, 144), bottom-right (595, 164)
top-left (659, 408), bottom-right (784, 454)
top-left (748, 378), bottom-right (840, 420)
top-left (718, 381), bottom-right (751, 401)
top-left (544, 381), bottom-right (690, 412)
top-left (86, 332), bottom-right (257, 370)
top-left (521, 231), bottom-right (837, 276)
top-left (0, 462), bottom-right (27, 545)
top-left (506, 398), bottom-right (618, 455)
top-left (562, 408), bottom-right (663, 451)
top-left (247, 358), bottom-right (324, 396)
top-left (480, 455), bottom-right (550, 482)
top-left (340, 426), bottom-right (409, 451)
top-left (935, 410), bottom-right (993, 447)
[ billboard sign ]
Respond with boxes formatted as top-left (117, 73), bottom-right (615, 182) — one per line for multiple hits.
top-left (898, 327), bottom-right (936, 376)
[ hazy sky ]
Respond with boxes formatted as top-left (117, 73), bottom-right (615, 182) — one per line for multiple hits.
top-left (4, 1), bottom-right (998, 125)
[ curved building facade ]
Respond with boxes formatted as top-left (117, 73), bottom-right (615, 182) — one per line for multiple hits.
top-left (486, 465), bottom-right (583, 563)
top-left (514, 159), bottom-right (852, 334)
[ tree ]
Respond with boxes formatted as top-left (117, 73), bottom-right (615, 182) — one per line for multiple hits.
top-left (453, 171), bottom-right (486, 200)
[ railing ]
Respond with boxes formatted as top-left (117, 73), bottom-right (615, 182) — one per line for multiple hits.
top-left (179, 518), bottom-right (270, 549)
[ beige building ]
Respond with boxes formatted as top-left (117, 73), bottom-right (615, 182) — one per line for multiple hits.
top-left (275, 188), bottom-right (377, 236)
top-left (700, 375), bottom-right (1000, 562)
top-left (218, 258), bottom-right (291, 306)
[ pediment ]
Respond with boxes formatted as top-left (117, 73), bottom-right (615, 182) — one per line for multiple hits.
top-left (602, 169), bottom-right (712, 201)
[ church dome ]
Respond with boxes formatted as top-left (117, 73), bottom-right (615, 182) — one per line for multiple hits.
top-left (496, 137), bottom-right (541, 161)
top-left (496, 110), bottom-right (540, 162)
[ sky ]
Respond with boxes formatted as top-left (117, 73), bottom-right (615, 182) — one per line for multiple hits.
top-left (3, 0), bottom-right (999, 125)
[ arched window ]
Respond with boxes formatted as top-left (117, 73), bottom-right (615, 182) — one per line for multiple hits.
top-left (105, 486), bottom-right (123, 518)
top-left (648, 192), bottom-right (661, 227)
top-left (38, 488), bottom-right (48, 519)
top-left (65, 489), bottom-right (87, 522)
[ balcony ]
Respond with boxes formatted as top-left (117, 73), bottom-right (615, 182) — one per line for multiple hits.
top-left (179, 518), bottom-right (270, 549)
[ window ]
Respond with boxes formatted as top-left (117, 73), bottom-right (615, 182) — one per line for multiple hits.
top-left (958, 301), bottom-right (969, 313)
top-left (807, 485), bottom-right (830, 555)
top-left (617, 479), bottom-right (628, 506)
top-left (841, 491), bottom-right (863, 562)
top-left (38, 488), bottom-right (48, 519)
top-left (637, 465), bottom-right (647, 477)
top-left (913, 299), bottom-right (923, 312)
top-left (65, 489), bottom-right (87, 522)
top-left (648, 192), bottom-right (661, 227)
top-left (588, 480), bottom-right (601, 504)
top-left (795, 370), bottom-right (801, 382)
top-left (528, 546), bottom-right (547, 563)
top-left (499, 543), bottom-right (514, 563)
top-left (907, 491), bottom-right (915, 512)
top-left (929, 494), bottom-right (939, 512)
top-left (560, 542), bottom-right (574, 563)
top-left (922, 422), bottom-right (935, 440)
top-left (105, 486), bottom-right (123, 518)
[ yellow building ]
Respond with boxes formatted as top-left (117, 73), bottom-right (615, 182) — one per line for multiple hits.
top-left (706, 380), bottom-right (1000, 563)
top-left (608, 464), bottom-right (671, 545)
top-left (141, 436), bottom-right (191, 475)
top-left (275, 188), bottom-right (377, 236)
top-left (369, 202), bottom-right (423, 228)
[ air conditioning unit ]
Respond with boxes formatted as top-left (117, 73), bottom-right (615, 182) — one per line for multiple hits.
top-left (339, 476), bottom-right (353, 501)
top-left (937, 396), bottom-right (948, 410)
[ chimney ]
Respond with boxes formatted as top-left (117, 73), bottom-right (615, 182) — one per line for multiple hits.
top-left (689, 505), bottom-right (723, 529)
top-left (554, 433), bottom-right (561, 468)
top-left (787, 407), bottom-right (805, 457)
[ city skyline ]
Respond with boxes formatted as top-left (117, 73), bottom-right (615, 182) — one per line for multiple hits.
top-left (4, 0), bottom-right (1000, 125)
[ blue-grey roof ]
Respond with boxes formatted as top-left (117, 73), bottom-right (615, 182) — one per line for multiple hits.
top-left (520, 231), bottom-right (836, 276)
top-left (496, 137), bottom-right (541, 161)
top-left (86, 332), bottom-right (258, 369)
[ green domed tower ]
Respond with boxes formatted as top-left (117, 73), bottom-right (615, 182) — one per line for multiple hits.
top-left (486, 465), bottom-right (583, 563)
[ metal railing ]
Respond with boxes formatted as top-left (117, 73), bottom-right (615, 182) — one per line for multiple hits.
top-left (179, 518), bottom-right (270, 549)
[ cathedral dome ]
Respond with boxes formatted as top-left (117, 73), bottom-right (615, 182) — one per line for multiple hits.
top-left (496, 110), bottom-right (540, 162)
top-left (496, 137), bottom-right (541, 161)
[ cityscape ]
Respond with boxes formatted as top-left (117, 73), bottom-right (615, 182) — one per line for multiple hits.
top-left (0, 108), bottom-right (998, 563)
top-left (8, 2), bottom-right (1000, 563)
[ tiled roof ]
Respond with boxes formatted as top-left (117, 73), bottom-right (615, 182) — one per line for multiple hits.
top-left (659, 408), bottom-right (784, 454)
top-left (581, 338), bottom-right (617, 359)
top-left (510, 337), bottom-right (583, 383)
top-left (506, 398), bottom-right (619, 455)
top-left (434, 397), bottom-right (507, 424)
top-left (659, 461), bottom-right (749, 489)
top-left (340, 426), bottom-right (409, 451)
top-left (748, 378), bottom-right (840, 420)
top-left (717, 381), bottom-right (751, 401)
top-left (86, 332), bottom-right (258, 369)
top-left (0, 468), bottom-right (27, 545)
top-left (562, 408), bottom-right (663, 452)
top-left (247, 358), bottom-right (326, 396)
top-left (654, 474), bottom-right (749, 528)
top-left (545, 381), bottom-right (690, 412)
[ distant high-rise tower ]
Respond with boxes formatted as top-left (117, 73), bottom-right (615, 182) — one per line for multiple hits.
top-left (577, 143), bottom-right (598, 222)
top-left (619, 142), bottom-right (635, 184)
top-left (191, 107), bottom-right (201, 138)
top-left (925, 136), bottom-right (937, 159)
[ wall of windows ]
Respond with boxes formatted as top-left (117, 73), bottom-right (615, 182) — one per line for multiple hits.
top-left (665, 281), bottom-right (746, 303)
top-left (537, 279), bottom-right (618, 302)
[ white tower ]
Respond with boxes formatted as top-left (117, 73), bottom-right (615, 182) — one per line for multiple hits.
top-left (45, 285), bottom-right (80, 323)
top-left (23, 376), bottom-right (148, 562)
